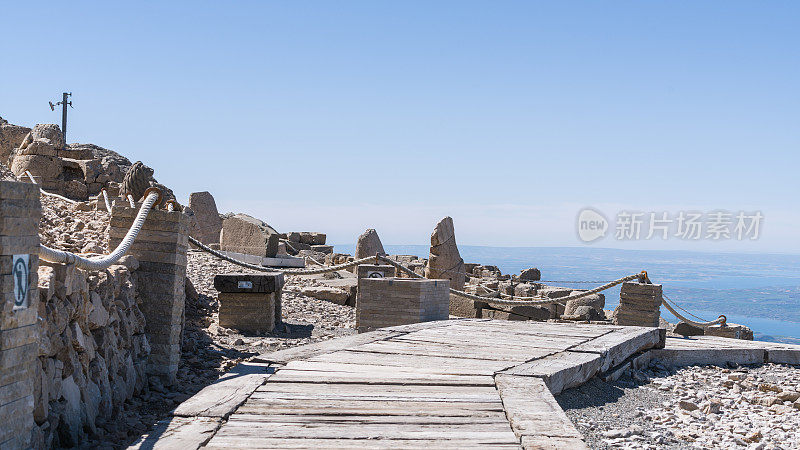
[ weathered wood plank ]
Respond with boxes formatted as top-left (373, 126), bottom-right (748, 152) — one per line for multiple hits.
top-left (204, 438), bottom-right (520, 449)
top-left (210, 420), bottom-right (519, 440)
top-left (571, 326), bottom-right (663, 372)
top-left (173, 362), bottom-right (274, 418)
top-left (253, 330), bottom-right (402, 364)
top-left (500, 351), bottom-right (603, 395)
top-left (127, 416), bottom-right (222, 450)
top-left (235, 399), bottom-right (507, 416)
top-left (495, 374), bottom-right (584, 441)
top-left (355, 339), bottom-right (557, 362)
top-left (308, 350), bottom-right (518, 373)
top-left (267, 369), bottom-right (496, 386)
top-left (219, 414), bottom-right (511, 425)
top-left (256, 382), bottom-right (500, 397)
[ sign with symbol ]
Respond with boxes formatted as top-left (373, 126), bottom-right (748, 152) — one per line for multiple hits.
top-left (12, 254), bottom-right (30, 310)
top-left (238, 281), bottom-right (253, 289)
top-left (366, 271), bottom-right (386, 278)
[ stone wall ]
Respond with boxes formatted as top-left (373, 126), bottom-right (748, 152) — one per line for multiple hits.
top-left (32, 259), bottom-right (149, 448)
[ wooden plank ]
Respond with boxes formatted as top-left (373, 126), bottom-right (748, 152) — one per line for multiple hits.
top-left (570, 326), bottom-right (663, 372)
top-left (495, 374), bottom-right (584, 441)
top-left (173, 362), bottom-right (274, 418)
top-left (128, 416), bottom-right (222, 450)
top-left (204, 438), bottom-right (519, 449)
top-left (355, 339), bottom-right (557, 362)
top-left (267, 369), bottom-right (496, 386)
top-left (253, 330), bottom-right (402, 364)
top-left (235, 399), bottom-right (506, 416)
top-left (500, 351), bottom-right (602, 395)
top-left (209, 420), bottom-right (519, 440)
top-left (219, 414), bottom-right (511, 425)
top-left (390, 334), bottom-right (587, 352)
top-left (256, 382), bottom-right (499, 396)
top-left (308, 350), bottom-right (518, 374)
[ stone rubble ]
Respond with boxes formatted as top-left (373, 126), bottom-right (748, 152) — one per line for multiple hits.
top-left (559, 362), bottom-right (800, 449)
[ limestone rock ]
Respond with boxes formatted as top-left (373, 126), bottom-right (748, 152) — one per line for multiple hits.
top-left (300, 286), bottom-right (350, 305)
top-left (519, 267), bottom-right (541, 281)
top-left (425, 217), bottom-right (465, 290)
top-left (704, 323), bottom-right (753, 340)
top-left (187, 191), bottom-right (223, 245)
top-left (564, 292), bottom-right (605, 317)
top-left (220, 213), bottom-right (279, 257)
top-left (18, 139), bottom-right (58, 157)
top-left (354, 228), bottom-right (385, 260)
top-left (11, 154), bottom-right (62, 180)
top-left (31, 124), bottom-right (65, 149)
top-left (0, 118), bottom-right (31, 161)
top-left (674, 321), bottom-right (704, 337)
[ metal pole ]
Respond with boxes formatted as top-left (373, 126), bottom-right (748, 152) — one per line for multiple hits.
top-left (61, 92), bottom-right (69, 151)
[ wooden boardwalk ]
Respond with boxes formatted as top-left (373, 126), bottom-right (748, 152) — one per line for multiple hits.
top-left (130, 319), bottom-right (800, 449)
top-left (133, 319), bottom-right (665, 449)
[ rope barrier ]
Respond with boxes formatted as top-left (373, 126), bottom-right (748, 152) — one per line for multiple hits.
top-left (24, 171), bottom-right (79, 204)
top-left (661, 292), bottom-right (726, 328)
top-left (38, 191), bottom-right (160, 271)
top-left (100, 188), bottom-right (112, 212)
top-left (187, 236), bottom-right (377, 275)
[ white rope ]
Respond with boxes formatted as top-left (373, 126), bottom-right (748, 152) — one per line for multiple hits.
top-left (25, 170), bottom-right (79, 204)
top-left (39, 191), bottom-right (160, 271)
top-left (127, 194), bottom-right (136, 208)
top-left (100, 189), bottom-right (112, 211)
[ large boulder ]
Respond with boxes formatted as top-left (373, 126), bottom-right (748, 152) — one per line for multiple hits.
top-left (354, 228), bottom-right (385, 259)
top-left (0, 117), bottom-right (32, 161)
top-left (220, 213), bottom-right (279, 257)
top-left (11, 154), bottom-right (62, 181)
top-left (425, 216), bottom-right (465, 290)
top-left (563, 292), bottom-right (605, 317)
top-left (187, 191), bottom-right (223, 245)
top-left (30, 123), bottom-right (65, 149)
top-left (519, 268), bottom-right (541, 282)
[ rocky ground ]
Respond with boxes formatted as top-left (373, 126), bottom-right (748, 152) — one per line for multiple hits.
top-left (87, 250), bottom-right (356, 448)
top-left (558, 362), bottom-right (800, 449)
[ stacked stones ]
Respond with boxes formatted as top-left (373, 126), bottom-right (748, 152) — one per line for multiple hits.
top-left (214, 273), bottom-right (284, 334)
top-left (110, 202), bottom-right (188, 385)
top-left (33, 259), bottom-right (149, 448)
top-left (0, 181), bottom-right (40, 449)
top-left (614, 282), bottom-right (662, 327)
top-left (356, 278), bottom-right (450, 333)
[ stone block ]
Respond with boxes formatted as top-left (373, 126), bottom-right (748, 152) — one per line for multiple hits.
top-left (187, 191), bottom-right (223, 245)
top-left (220, 214), bottom-right (279, 258)
top-left (218, 292), bottom-right (276, 334)
top-left (356, 278), bottom-right (449, 333)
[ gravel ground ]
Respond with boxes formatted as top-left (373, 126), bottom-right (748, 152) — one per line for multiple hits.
top-left (558, 362), bottom-right (800, 449)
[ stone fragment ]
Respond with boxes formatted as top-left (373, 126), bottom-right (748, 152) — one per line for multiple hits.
top-left (518, 267), bottom-right (541, 281)
top-left (673, 321), bottom-right (704, 336)
top-left (220, 213), bottom-right (279, 257)
top-left (679, 400), bottom-right (699, 411)
top-left (425, 216), bottom-right (465, 290)
top-left (300, 286), bottom-right (350, 305)
top-left (564, 292), bottom-right (605, 317)
top-left (30, 124), bottom-right (65, 149)
top-left (187, 191), bottom-right (223, 245)
top-left (354, 228), bottom-right (385, 260)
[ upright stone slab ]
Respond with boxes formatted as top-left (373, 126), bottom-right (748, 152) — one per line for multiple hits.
top-left (214, 273), bottom-right (284, 334)
top-left (356, 278), bottom-right (449, 333)
top-left (0, 181), bottom-right (40, 449)
top-left (613, 282), bottom-right (662, 327)
top-left (110, 203), bottom-right (189, 385)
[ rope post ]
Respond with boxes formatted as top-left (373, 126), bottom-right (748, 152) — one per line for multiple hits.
top-left (614, 280), bottom-right (662, 327)
top-left (0, 180), bottom-right (41, 447)
top-left (109, 188), bottom-right (188, 385)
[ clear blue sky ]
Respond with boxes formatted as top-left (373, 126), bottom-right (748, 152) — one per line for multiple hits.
top-left (2, 2), bottom-right (798, 252)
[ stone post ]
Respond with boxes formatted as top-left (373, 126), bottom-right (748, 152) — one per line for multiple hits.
top-left (110, 202), bottom-right (188, 385)
top-left (0, 181), bottom-right (41, 448)
top-left (356, 278), bottom-right (450, 333)
top-left (613, 282), bottom-right (662, 327)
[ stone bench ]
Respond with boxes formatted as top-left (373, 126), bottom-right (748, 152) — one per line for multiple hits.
top-left (214, 273), bottom-right (284, 334)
